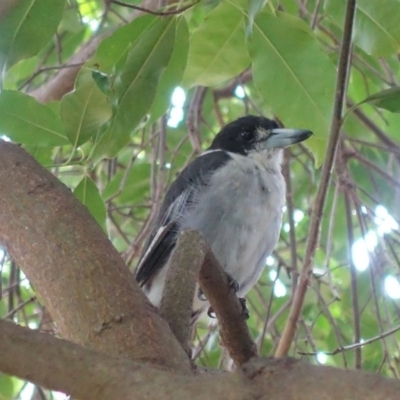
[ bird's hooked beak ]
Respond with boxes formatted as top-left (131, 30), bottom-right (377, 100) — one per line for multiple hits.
top-left (265, 128), bottom-right (313, 149)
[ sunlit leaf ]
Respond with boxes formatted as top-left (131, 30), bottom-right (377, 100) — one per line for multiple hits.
top-left (87, 14), bottom-right (157, 74)
top-left (0, 90), bottom-right (68, 146)
top-left (183, 2), bottom-right (250, 88)
top-left (249, 12), bottom-right (335, 164)
top-left (91, 17), bottom-right (176, 162)
top-left (325, 0), bottom-right (400, 56)
top-left (148, 17), bottom-right (189, 123)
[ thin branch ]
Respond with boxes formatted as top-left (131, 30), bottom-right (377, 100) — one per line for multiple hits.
top-left (343, 189), bottom-right (362, 369)
top-left (299, 325), bottom-right (400, 356)
top-left (275, 0), bottom-right (356, 357)
top-left (108, 0), bottom-right (198, 16)
top-left (187, 87), bottom-right (207, 154)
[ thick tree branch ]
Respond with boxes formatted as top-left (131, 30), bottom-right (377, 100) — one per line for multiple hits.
top-left (275, 0), bottom-right (357, 357)
top-left (1, 319), bottom-right (399, 400)
top-left (0, 141), bottom-right (190, 372)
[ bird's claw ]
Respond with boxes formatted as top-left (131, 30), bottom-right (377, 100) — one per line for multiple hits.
top-left (239, 298), bottom-right (250, 320)
top-left (198, 287), bottom-right (207, 301)
top-left (226, 273), bottom-right (239, 293)
top-left (207, 306), bottom-right (216, 318)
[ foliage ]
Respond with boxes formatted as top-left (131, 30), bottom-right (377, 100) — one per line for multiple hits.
top-left (1, 0), bottom-right (400, 397)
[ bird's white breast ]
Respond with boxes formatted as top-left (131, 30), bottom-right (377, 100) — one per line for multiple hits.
top-left (184, 150), bottom-right (286, 300)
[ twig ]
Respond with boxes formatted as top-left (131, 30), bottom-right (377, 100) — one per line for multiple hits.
top-left (275, 0), bottom-right (356, 357)
top-left (187, 87), bottom-right (207, 154)
top-left (299, 325), bottom-right (400, 356)
top-left (343, 189), bottom-right (361, 369)
top-left (108, 0), bottom-right (198, 16)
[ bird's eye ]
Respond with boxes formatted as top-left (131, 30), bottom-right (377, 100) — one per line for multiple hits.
top-left (240, 131), bottom-right (255, 143)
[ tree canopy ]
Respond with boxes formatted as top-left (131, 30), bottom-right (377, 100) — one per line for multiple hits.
top-left (1, 0), bottom-right (400, 399)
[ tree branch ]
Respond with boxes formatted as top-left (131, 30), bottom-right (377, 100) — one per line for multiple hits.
top-left (160, 230), bottom-right (205, 354)
top-left (0, 141), bottom-right (190, 373)
top-left (276, 0), bottom-right (357, 356)
top-left (160, 229), bottom-right (258, 366)
top-left (197, 236), bottom-right (259, 366)
top-left (1, 319), bottom-right (399, 400)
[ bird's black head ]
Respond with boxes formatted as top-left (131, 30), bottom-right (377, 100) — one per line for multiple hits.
top-left (209, 115), bottom-right (312, 156)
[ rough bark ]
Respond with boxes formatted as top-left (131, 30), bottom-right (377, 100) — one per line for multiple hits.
top-left (1, 319), bottom-right (399, 400)
top-left (0, 141), bottom-right (190, 373)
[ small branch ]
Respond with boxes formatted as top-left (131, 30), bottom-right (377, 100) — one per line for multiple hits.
top-left (299, 324), bottom-right (400, 356)
top-left (212, 70), bottom-right (253, 100)
top-left (197, 236), bottom-right (259, 366)
top-left (187, 87), bottom-right (207, 154)
top-left (343, 188), bottom-right (361, 369)
top-left (161, 230), bottom-right (258, 365)
top-left (275, 0), bottom-right (356, 357)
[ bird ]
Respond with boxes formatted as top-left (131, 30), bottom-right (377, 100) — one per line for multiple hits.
top-left (135, 115), bottom-right (312, 317)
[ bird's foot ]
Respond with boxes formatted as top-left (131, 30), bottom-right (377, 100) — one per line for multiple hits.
top-left (226, 273), bottom-right (239, 293)
top-left (207, 298), bottom-right (249, 319)
top-left (239, 298), bottom-right (250, 320)
top-left (198, 274), bottom-right (239, 301)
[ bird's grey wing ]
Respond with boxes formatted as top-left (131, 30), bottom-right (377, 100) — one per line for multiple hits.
top-left (135, 150), bottom-right (232, 287)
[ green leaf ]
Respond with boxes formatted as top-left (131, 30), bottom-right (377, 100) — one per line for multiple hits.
top-left (360, 87), bottom-right (400, 113)
top-left (0, 0), bottom-right (65, 70)
top-left (103, 162), bottom-right (151, 205)
top-left (74, 176), bottom-right (107, 233)
top-left (91, 17), bottom-right (176, 162)
top-left (325, 0), bottom-right (400, 57)
top-left (60, 69), bottom-right (112, 147)
top-left (0, 90), bottom-right (68, 146)
top-left (148, 16), bottom-right (189, 123)
top-left (87, 14), bottom-right (157, 74)
top-left (183, 2), bottom-right (250, 88)
top-left (3, 56), bottom-right (39, 90)
top-left (92, 70), bottom-right (111, 95)
top-left (246, 0), bottom-right (268, 35)
top-left (249, 12), bottom-right (335, 165)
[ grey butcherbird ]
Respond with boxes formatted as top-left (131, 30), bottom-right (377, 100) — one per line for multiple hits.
top-left (135, 115), bottom-right (312, 318)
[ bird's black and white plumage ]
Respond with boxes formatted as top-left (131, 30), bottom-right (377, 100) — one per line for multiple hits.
top-left (135, 115), bottom-right (312, 314)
